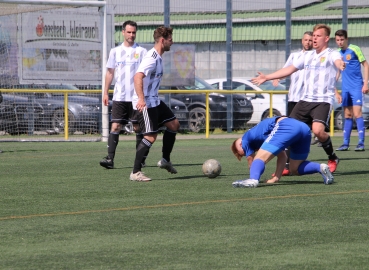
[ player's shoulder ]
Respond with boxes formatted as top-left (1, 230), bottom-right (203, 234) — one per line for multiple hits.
top-left (348, 44), bottom-right (361, 50)
top-left (133, 43), bottom-right (147, 52)
top-left (147, 48), bottom-right (160, 60)
top-left (348, 44), bottom-right (363, 54)
top-left (327, 48), bottom-right (338, 54)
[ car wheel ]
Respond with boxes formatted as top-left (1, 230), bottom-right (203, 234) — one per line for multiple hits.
top-left (188, 107), bottom-right (207, 133)
top-left (261, 109), bottom-right (281, 120)
top-left (52, 109), bottom-right (76, 133)
top-left (334, 110), bottom-right (343, 130)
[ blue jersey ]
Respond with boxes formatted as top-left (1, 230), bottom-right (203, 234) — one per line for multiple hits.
top-left (339, 44), bottom-right (365, 92)
top-left (241, 117), bottom-right (311, 160)
top-left (241, 117), bottom-right (280, 157)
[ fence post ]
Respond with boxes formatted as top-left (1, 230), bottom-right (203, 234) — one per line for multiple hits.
top-left (64, 92), bottom-right (69, 140)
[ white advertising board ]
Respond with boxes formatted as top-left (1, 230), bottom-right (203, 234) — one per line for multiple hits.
top-left (19, 7), bottom-right (113, 85)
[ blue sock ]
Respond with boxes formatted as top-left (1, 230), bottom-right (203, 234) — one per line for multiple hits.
top-left (343, 118), bottom-right (353, 146)
top-left (297, 161), bottom-right (321, 175)
top-left (356, 117), bottom-right (365, 145)
top-left (249, 159), bottom-right (265, 180)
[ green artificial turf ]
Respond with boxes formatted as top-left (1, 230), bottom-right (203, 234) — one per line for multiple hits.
top-left (0, 136), bottom-right (368, 269)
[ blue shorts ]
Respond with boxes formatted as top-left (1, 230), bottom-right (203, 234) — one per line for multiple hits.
top-left (260, 118), bottom-right (311, 160)
top-left (341, 91), bottom-right (363, 107)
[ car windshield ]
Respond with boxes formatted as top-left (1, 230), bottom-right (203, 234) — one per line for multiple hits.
top-left (183, 76), bottom-right (215, 90)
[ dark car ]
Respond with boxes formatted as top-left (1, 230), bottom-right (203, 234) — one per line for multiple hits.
top-left (1, 84), bottom-right (100, 134)
top-left (0, 93), bottom-right (44, 135)
top-left (107, 94), bottom-right (189, 132)
top-left (160, 76), bottom-right (254, 132)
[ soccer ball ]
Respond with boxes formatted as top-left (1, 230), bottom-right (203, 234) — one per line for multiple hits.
top-left (202, 159), bottom-right (222, 178)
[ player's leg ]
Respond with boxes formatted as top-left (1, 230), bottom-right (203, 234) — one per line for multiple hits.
top-left (288, 122), bottom-right (333, 184)
top-left (130, 107), bottom-right (158, 181)
top-left (282, 102), bottom-right (299, 175)
top-left (309, 102), bottom-right (339, 173)
top-left (337, 92), bottom-right (353, 150)
top-left (232, 149), bottom-right (274, 188)
top-left (100, 101), bottom-right (125, 169)
top-left (352, 94), bottom-right (365, 151)
top-left (157, 101), bottom-right (179, 174)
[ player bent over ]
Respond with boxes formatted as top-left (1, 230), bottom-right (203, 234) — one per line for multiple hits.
top-left (231, 117), bottom-right (334, 188)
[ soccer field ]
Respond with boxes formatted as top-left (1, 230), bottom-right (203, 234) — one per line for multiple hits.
top-left (0, 136), bottom-right (368, 269)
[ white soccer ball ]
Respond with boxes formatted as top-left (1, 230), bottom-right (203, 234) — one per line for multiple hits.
top-left (202, 159), bottom-right (222, 178)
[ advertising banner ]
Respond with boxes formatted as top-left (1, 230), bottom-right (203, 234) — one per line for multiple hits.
top-left (0, 15), bottom-right (18, 84)
top-left (19, 7), bottom-right (112, 85)
top-left (141, 43), bottom-right (196, 86)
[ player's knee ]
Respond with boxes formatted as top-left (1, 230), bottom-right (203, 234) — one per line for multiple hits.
top-left (166, 119), bottom-right (180, 131)
top-left (289, 168), bottom-right (300, 176)
top-left (110, 123), bottom-right (122, 133)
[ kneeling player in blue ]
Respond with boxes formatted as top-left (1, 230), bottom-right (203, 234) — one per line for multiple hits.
top-left (231, 117), bottom-right (334, 188)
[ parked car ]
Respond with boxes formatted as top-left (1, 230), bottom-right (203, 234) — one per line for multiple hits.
top-left (1, 84), bottom-right (100, 134)
top-left (0, 93), bottom-right (44, 135)
top-left (159, 76), bottom-right (253, 132)
top-left (107, 94), bottom-right (189, 132)
top-left (206, 77), bottom-right (286, 124)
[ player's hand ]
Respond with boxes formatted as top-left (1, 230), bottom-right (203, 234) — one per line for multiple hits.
top-left (136, 99), bottom-right (147, 112)
top-left (340, 60), bottom-right (346, 71)
top-left (251, 72), bottom-right (267, 86)
top-left (362, 86), bottom-right (369, 94)
top-left (272, 79), bottom-right (280, 87)
top-left (335, 92), bottom-right (342, 103)
top-left (102, 94), bottom-right (109, 106)
top-left (265, 176), bottom-right (280, 184)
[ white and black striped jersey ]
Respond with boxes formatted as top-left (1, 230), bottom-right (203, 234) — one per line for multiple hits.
top-left (283, 50), bottom-right (306, 102)
top-left (293, 48), bottom-right (341, 105)
top-left (106, 43), bottom-right (147, 102)
top-left (132, 48), bottom-right (163, 109)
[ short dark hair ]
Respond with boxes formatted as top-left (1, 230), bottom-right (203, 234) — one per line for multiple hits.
top-left (335, 29), bottom-right (348, 39)
top-left (304, 31), bottom-right (313, 36)
top-left (122, 20), bottom-right (137, 31)
top-left (153, 26), bottom-right (173, 42)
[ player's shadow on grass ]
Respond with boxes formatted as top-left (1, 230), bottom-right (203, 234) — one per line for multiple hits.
top-left (262, 180), bottom-right (323, 186)
top-left (1, 149), bottom-right (39, 153)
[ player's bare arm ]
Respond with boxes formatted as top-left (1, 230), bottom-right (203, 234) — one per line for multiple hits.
top-left (133, 72), bottom-right (146, 112)
top-left (252, 65), bottom-right (297, 86)
top-left (334, 58), bottom-right (346, 71)
top-left (361, 60), bottom-right (369, 94)
top-left (103, 68), bottom-right (114, 106)
top-left (246, 154), bottom-right (255, 168)
top-left (266, 151), bottom-right (287, 183)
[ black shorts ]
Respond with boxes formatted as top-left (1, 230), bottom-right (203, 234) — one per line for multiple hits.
top-left (132, 100), bottom-right (176, 135)
top-left (287, 102), bottom-right (298, 116)
top-left (111, 101), bottom-right (133, 125)
top-left (289, 100), bottom-right (332, 128)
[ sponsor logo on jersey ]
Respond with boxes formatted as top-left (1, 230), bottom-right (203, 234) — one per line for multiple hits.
top-left (134, 53), bottom-right (139, 59)
top-left (320, 57), bottom-right (326, 63)
top-left (346, 54), bottom-right (351, 60)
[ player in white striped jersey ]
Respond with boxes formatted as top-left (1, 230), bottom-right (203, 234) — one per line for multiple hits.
top-left (130, 26), bottom-right (180, 182)
top-left (100, 21), bottom-right (147, 169)
top-left (252, 24), bottom-right (346, 173)
top-left (272, 31), bottom-right (313, 176)
top-left (273, 31), bottom-right (313, 113)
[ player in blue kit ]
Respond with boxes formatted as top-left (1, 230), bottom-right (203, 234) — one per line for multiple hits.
top-left (231, 117), bottom-right (334, 188)
top-left (335, 29), bottom-right (369, 152)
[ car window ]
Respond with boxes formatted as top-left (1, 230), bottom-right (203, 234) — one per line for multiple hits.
top-left (232, 81), bottom-right (255, 91)
top-left (211, 82), bottom-right (220, 89)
